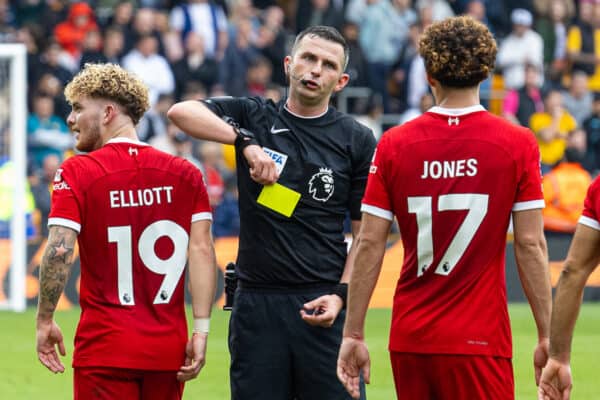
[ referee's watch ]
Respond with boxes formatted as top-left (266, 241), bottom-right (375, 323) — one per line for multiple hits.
top-left (223, 116), bottom-right (260, 151)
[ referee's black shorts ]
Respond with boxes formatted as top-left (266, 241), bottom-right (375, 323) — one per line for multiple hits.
top-left (228, 284), bottom-right (367, 400)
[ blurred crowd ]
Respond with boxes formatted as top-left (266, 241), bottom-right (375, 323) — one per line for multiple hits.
top-left (1, 0), bottom-right (600, 242)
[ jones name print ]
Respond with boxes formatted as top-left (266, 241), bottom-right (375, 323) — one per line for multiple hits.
top-left (420, 158), bottom-right (478, 179)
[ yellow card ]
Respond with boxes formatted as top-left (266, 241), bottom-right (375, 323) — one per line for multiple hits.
top-left (257, 183), bottom-right (301, 218)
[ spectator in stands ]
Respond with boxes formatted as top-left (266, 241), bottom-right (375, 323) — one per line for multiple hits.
top-left (295, 0), bottom-right (344, 34)
top-left (220, 17), bottom-right (260, 96)
top-left (173, 131), bottom-right (205, 174)
top-left (398, 91), bottom-right (434, 125)
top-left (566, 0), bottom-right (600, 91)
top-left (389, 22), bottom-right (422, 113)
top-left (542, 128), bottom-right (592, 234)
top-left (12, 0), bottom-right (45, 32)
top-left (341, 21), bottom-right (368, 89)
top-left (534, 0), bottom-right (575, 21)
top-left (562, 70), bottom-right (593, 126)
top-left (126, 7), bottom-right (166, 56)
top-left (169, 0), bottom-right (229, 61)
top-left (264, 82), bottom-right (283, 102)
top-left (246, 55), bottom-right (273, 97)
top-left (27, 92), bottom-right (72, 168)
top-left (355, 92), bottom-right (384, 140)
top-left (104, 1), bottom-right (135, 44)
top-left (497, 8), bottom-right (544, 90)
top-left (30, 154), bottom-right (60, 240)
top-left (172, 31), bottom-right (219, 100)
top-left (530, 88), bottom-right (578, 172)
top-left (137, 93), bottom-right (174, 142)
top-left (36, 40), bottom-right (73, 89)
top-left (198, 142), bottom-right (226, 207)
top-left (80, 25), bottom-right (125, 67)
top-left (53, 2), bottom-right (98, 67)
top-left (150, 119), bottom-right (180, 155)
top-left (502, 63), bottom-right (545, 126)
top-left (535, 0), bottom-right (571, 85)
top-left (415, 0), bottom-right (454, 21)
top-left (255, 6), bottom-right (288, 87)
top-left (122, 33), bottom-right (175, 107)
top-left (162, 29), bottom-right (185, 65)
top-left (359, 0), bottom-right (417, 112)
top-left (212, 175), bottom-right (240, 238)
top-left (35, 73), bottom-right (70, 121)
top-left (77, 29), bottom-right (103, 68)
top-left (15, 24), bottom-right (44, 87)
top-left (582, 92), bottom-right (600, 173)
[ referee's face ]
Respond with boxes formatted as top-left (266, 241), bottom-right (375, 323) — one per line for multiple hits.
top-left (286, 35), bottom-right (349, 107)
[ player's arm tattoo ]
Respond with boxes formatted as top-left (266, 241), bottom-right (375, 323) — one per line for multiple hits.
top-left (37, 226), bottom-right (78, 320)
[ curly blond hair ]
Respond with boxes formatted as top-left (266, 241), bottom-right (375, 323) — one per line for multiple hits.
top-left (64, 63), bottom-right (150, 125)
top-left (419, 16), bottom-right (497, 88)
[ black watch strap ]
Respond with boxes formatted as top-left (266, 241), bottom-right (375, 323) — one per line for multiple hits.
top-left (223, 116), bottom-right (260, 151)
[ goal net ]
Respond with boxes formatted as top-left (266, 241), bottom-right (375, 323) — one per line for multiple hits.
top-left (0, 44), bottom-right (27, 312)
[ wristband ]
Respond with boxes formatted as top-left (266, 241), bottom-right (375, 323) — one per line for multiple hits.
top-left (331, 283), bottom-right (348, 308)
top-left (193, 318), bottom-right (210, 334)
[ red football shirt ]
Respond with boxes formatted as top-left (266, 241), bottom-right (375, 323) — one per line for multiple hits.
top-left (48, 138), bottom-right (211, 370)
top-left (362, 106), bottom-right (544, 358)
top-left (580, 176), bottom-right (600, 230)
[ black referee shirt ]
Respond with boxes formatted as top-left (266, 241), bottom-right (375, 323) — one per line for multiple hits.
top-left (204, 96), bottom-right (376, 286)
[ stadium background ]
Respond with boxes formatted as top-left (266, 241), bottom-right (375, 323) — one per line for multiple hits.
top-left (2, 0), bottom-right (600, 397)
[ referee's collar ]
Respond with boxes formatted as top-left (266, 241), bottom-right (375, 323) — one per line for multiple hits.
top-left (283, 102), bottom-right (329, 119)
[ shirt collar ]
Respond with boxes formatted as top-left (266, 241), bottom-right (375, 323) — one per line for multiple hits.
top-left (427, 104), bottom-right (486, 116)
top-left (106, 137), bottom-right (149, 146)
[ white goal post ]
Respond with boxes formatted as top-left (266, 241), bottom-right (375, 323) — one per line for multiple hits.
top-left (0, 44), bottom-right (27, 312)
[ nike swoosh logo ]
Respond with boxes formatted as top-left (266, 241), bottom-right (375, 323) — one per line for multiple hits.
top-left (270, 126), bottom-right (290, 134)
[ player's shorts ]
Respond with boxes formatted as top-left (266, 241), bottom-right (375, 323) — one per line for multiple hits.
top-left (229, 284), bottom-right (366, 400)
top-left (74, 367), bottom-right (184, 400)
top-left (390, 352), bottom-right (514, 400)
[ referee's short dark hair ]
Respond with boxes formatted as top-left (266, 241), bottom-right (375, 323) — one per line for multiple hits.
top-left (291, 25), bottom-right (349, 70)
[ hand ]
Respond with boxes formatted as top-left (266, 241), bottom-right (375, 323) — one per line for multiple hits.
top-left (534, 338), bottom-right (550, 385)
top-left (177, 332), bottom-right (208, 382)
top-left (337, 336), bottom-right (370, 399)
top-left (242, 145), bottom-right (278, 185)
top-left (36, 319), bottom-right (66, 373)
top-left (300, 294), bottom-right (343, 327)
top-left (538, 358), bottom-right (572, 400)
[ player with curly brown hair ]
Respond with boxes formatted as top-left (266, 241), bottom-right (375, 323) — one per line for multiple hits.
top-left (338, 16), bottom-right (552, 399)
top-left (36, 63), bottom-right (217, 399)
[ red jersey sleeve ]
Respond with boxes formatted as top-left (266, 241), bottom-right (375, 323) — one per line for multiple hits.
top-left (513, 130), bottom-right (545, 211)
top-left (48, 160), bottom-right (83, 233)
top-left (189, 165), bottom-right (212, 223)
top-left (580, 176), bottom-right (600, 230)
top-left (361, 133), bottom-right (394, 221)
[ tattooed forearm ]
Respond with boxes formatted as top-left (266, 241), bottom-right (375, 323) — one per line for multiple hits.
top-left (37, 226), bottom-right (78, 320)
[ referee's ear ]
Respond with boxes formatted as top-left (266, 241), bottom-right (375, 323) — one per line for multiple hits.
top-left (333, 73), bottom-right (350, 93)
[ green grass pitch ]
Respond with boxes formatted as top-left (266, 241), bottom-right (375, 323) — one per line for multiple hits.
top-left (2, 304), bottom-right (599, 398)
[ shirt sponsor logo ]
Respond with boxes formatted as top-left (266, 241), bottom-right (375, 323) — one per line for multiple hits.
top-left (308, 167), bottom-right (335, 202)
top-left (262, 147), bottom-right (288, 175)
top-left (53, 181), bottom-right (71, 191)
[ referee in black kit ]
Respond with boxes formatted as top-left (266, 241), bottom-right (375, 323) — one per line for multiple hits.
top-left (168, 25), bottom-right (376, 400)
